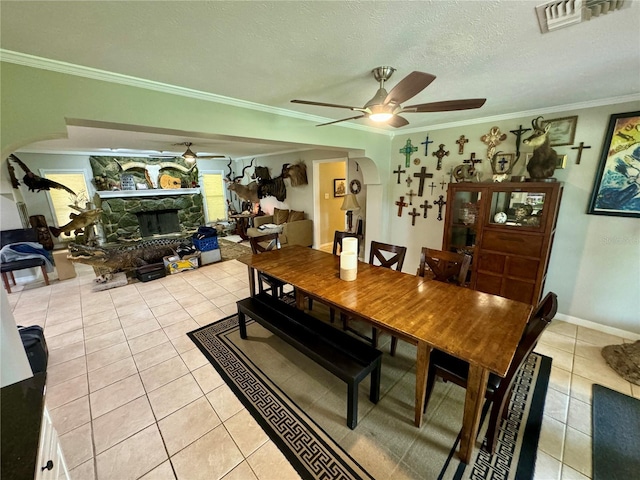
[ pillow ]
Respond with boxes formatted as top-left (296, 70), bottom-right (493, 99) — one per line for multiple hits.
top-left (273, 208), bottom-right (290, 225)
top-left (288, 210), bottom-right (305, 222)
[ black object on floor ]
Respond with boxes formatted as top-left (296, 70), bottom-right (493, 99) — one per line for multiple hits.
top-left (592, 384), bottom-right (640, 480)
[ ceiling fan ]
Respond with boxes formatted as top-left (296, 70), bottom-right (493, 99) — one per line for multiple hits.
top-left (154, 142), bottom-right (227, 162)
top-left (291, 66), bottom-right (486, 128)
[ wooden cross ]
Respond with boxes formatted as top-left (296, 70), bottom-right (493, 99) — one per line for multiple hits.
top-left (406, 189), bottom-right (416, 205)
top-left (393, 165), bottom-right (406, 184)
top-left (456, 135), bottom-right (469, 155)
top-left (432, 144), bottom-right (450, 171)
top-left (419, 200), bottom-right (433, 218)
top-left (510, 124), bottom-right (532, 157)
top-left (433, 195), bottom-right (446, 221)
top-left (405, 176), bottom-right (413, 187)
top-left (408, 208), bottom-right (420, 226)
top-left (481, 126), bottom-right (507, 159)
top-left (395, 196), bottom-right (408, 216)
top-left (428, 182), bottom-right (437, 195)
top-left (421, 135), bottom-right (434, 155)
top-left (413, 167), bottom-right (434, 197)
top-left (463, 152), bottom-right (482, 173)
top-left (571, 142), bottom-right (592, 165)
top-left (440, 178), bottom-right (447, 190)
top-left (399, 139), bottom-right (418, 168)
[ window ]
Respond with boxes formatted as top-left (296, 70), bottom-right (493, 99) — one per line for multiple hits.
top-left (200, 171), bottom-right (227, 222)
top-left (43, 171), bottom-right (91, 239)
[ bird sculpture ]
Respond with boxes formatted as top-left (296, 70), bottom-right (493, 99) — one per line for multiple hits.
top-left (8, 154), bottom-right (76, 195)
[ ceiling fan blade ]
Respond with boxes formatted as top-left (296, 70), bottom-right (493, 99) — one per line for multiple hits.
top-left (316, 115), bottom-right (366, 127)
top-left (291, 99), bottom-right (360, 110)
top-left (197, 155), bottom-right (227, 159)
top-left (384, 72), bottom-right (436, 105)
top-left (387, 115), bottom-right (410, 128)
top-left (403, 98), bottom-right (487, 112)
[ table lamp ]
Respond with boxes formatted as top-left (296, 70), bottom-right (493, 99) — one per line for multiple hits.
top-left (340, 193), bottom-right (360, 232)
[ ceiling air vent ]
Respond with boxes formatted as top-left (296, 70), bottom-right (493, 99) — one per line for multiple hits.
top-left (535, 0), bottom-right (628, 33)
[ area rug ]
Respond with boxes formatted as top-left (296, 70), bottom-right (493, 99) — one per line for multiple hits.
top-left (188, 314), bottom-right (551, 480)
top-left (217, 237), bottom-right (251, 262)
top-left (592, 384), bottom-right (640, 480)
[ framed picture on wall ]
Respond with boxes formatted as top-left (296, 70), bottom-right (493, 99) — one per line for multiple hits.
top-left (587, 110), bottom-right (640, 217)
top-left (541, 116), bottom-right (578, 146)
top-left (333, 178), bottom-right (346, 197)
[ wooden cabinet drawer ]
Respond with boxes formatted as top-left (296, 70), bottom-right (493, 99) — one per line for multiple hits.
top-left (477, 253), bottom-right (505, 274)
top-left (482, 230), bottom-right (543, 257)
top-left (503, 280), bottom-right (536, 304)
top-left (506, 257), bottom-right (539, 281)
top-left (475, 273), bottom-right (502, 296)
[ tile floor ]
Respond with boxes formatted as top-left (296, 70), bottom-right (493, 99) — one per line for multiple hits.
top-left (6, 260), bottom-right (639, 480)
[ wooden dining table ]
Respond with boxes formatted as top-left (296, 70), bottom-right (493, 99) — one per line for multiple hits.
top-left (237, 246), bottom-right (532, 463)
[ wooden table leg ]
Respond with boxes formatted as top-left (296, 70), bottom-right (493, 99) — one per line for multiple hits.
top-left (414, 341), bottom-right (432, 427)
top-left (295, 289), bottom-right (306, 310)
top-left (247, 266), bottom-right (256, 297)
top-left (458, 363), bottom-right (489, 463)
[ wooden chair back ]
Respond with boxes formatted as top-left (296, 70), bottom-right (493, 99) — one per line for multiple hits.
top-left (249, 233), bottom-right (280, 254)
top-left (418, 247), bottom-right (471, 286)
top-left (369, 241), bottom-right (407, 271)
top-left (332, 231), bottom-right (362, 255)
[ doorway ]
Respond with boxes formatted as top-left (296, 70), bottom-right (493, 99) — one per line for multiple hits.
top-left (313, 158), bottom-right (347, 251)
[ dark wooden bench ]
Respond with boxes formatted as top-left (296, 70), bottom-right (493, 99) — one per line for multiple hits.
top-left (237, 293), bottom-right (382, 429)
top-left (1, 228), bottom-right (50, 293)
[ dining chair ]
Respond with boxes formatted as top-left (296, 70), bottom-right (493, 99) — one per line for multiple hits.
top-left (343, 241), bottom-right (407, 348)
top-left (423, 291), bottom-right (558, 454)
top-left (249, 233), bottom-right (287, 298)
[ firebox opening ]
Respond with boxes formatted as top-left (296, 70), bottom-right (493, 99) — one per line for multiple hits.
top-left (137, 209), bottom-right (181, 237)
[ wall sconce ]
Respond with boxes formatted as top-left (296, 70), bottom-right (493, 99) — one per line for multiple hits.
top-left (340, 193), bottom-right (360, 232)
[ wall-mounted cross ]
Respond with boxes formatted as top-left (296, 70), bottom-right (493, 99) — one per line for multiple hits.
top-left (408, 208), bottom-right (420, 226)
top-left (456, 135), bottom-right (469, 155)
top-left (405, 176), bottom-right (413, 187)
top-left (497, 154), bottom-right (509, 171)
top-left (440, 178), bottom-right (447, 190)
top-left (399, 139), bottom-right (418, 168)
top-left (428, 182), bottom-right (437, 195)
top-left (432, 144), bottom-right (450, 171)
top-left (510, 124), bottom-right (532, 158)
top-left (393, 165), bottom-right (406, 184)
top-left (433, 195), bottom-right (446, 221)
top-left (395, 196), bottom-right (408, 216)
top-left (421, 135), bottom-right (434, 156)
top-left (413, 167), bottom-right (434, 197)
top-left (463, 152), bottom-right (482, 173)
top-left (406, 189), bottom-right (416, 205)
top-left (481, 126), bottom-right (508, 160)
top-left (419, 200), bottom-right (433, 218)
top-left (571, 142), bottom-right (592, 164)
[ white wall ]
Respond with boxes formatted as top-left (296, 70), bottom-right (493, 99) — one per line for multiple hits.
top-left (390, 101), bottom-right (640, 334)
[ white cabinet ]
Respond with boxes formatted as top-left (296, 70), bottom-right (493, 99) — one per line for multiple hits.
top-left (35, 408), bottom-right (69, 480)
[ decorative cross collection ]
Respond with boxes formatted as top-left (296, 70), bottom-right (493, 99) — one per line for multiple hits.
top-left (405, 189), bottom-right (416, 205)
top-left (413, 167), bottom-right (434, 197)
top-left (393, 165), bottom-right (406, 184)
top-left (433, 195), bottom-right (446, 221)
top-left (421, 135), bottom-right (434, 156)
top-left (408, 208), bottom-right (420, 226)
top-left (571, 142), bottom-right (592, 164)
top-left (399, 139), bottom-right (418, 168)
top-left (432, 144), bottom-right (450, 171)
top-left (419, 200), bottom-right (433, 218)
top-left (456, 135), bottom-right (469, 155)
top-left (395, 196), bottom-right (408, 216)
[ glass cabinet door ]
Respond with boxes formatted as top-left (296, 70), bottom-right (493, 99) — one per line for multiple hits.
top-left (489, 190), bottom-right (547, 228)
top-left (448, 190), bottom-right (482, 254)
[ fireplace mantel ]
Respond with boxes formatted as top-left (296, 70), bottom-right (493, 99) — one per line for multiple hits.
top-left (97, 188), bottom-right (200, 199)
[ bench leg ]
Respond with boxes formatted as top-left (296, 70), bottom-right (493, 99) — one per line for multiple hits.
top-left (1, 272), bottom-right (12, 294)
top-left (238, 309), bottom-right (248, 339)
top-left (390, 336), bottom-right (398, 357)
top-left (41, 266), bottom-right (50, 286)
top-left (369, 359), bottom-right (381, 404)
top-left (347, 381), bottom-right (358, 430)
top-left (10, 271), bottom-right (16, 285)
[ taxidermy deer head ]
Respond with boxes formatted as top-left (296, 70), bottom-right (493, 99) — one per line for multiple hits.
top-left (523, 116), bottom-right (558, 180)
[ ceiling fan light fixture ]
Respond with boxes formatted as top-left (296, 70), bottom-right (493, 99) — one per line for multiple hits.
top-left (368, 104), bottom-right (395, 122)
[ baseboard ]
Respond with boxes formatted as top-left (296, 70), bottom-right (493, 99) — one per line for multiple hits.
top-left (555, 313), bottom-right (640, 341)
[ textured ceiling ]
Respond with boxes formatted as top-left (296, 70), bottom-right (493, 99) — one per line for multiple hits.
top-left (2, 0), bottom-right (639, 157)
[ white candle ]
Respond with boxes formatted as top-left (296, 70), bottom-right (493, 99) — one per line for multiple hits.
top-left (342, 237), bottom-right (358, 254)
top-left (340, 251), bottom-right (358, 281)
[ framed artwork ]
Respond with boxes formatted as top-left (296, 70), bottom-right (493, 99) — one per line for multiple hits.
top-left (525, 153), bottom-right (567, 170)
top-left (588, 111), bottom-right (640, 217)
top-left (333, 178), bottom-right (346, 197)
top-left (493, 153), bottom-right (515, 173)
top-left (542, 116), bottom-right (578, 146)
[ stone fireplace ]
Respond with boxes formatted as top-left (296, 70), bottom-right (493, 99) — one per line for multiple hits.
top-left (97, 189), bottom-right (204, 243)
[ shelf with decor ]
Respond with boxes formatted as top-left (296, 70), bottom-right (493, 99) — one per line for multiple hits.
top-left (443, 181), bottom-right (563, 305)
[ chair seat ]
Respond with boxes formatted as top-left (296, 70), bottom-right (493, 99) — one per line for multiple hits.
top-left (1, 258), bottom-right (47, 271)
top-left (430, 349), bottom-right (502, 393)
